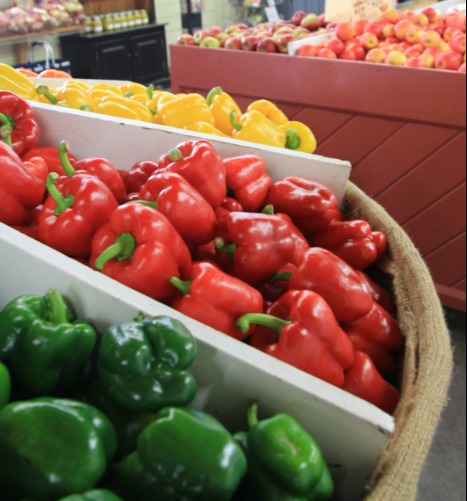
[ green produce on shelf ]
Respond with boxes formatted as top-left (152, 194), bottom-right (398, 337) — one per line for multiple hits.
top-left (57, 489), bottom-right (124, 501)
top-left (0, 362), bottom-right (11, 410)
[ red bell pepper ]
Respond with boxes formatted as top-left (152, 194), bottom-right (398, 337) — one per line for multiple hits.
top-left (223, 155), bottom-right (273, 212)
top-left (123, 160), bottom-right (159, 194)
top-left (238, 290), bottom-right (355, 387)
top-left (170, 261), bottom-right (264, 340)
top-left (342, 302), bottom-right (404, 376)
top-left (0, 91), bottom-right (39, 156)
top-left (308, 220), bottom-right (388, 270)
top-left (12, 205), bottom-right (42, 240)
top-left (90, 203), bottom-right (192, 303)
top-left (37, 172), bottom-right (118, 258)
top-left (259, 263), bottom-right (298, 303)
top-left (283, 248), bottom-right (374, 323)
top-left (214, 212), bottom-right (296, 286)
top-left (0, 142), bottom-right (46, 226)
top-left (266, 177), bottom-right (342, 234)
top-left (343, 351), bottom-right (400, 415)
top-left (58, 141), bottom-right (127, 203)
top-left (356, 271), bottom-right (395, 314)
top-left (158, 140), bottom-right (227, 208)
top-left (22, 146), bottom-right (78, 176)
top-left (139, 171), bottom-right (217, 246)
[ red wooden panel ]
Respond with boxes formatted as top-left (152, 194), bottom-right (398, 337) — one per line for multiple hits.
top-left (425, 232), bottom-right (466, 289)
top-left (455, 279), bottom-right (466, 291)
top-left (436, 285), bottom-right (466, 312)
top-left (317, 116), bottom-right (403, 166)
top-left (351, 124), bottom-right (460, 198)
top-left (403, 184), bottom-right (466, 256)
top-left (376, 132), bottom-right (467, 224)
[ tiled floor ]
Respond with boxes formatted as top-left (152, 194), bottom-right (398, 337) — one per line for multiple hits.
top-left (418, 309), bottom-right (466, 500)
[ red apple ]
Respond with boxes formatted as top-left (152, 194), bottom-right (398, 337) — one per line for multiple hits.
top-left (296, 44), bottom-right (320, 57)
top-left (275, 27), bottom-right (295, 36)
top-left (207, 26), bottom-right (224, 37)
top-left (405, 46), bottom-right (423, 58)
top-left (177, 34), bottom-right (196, 46)
top-left (385, 51), bottom-right (408, 66)
top-left (365, 22), bottom-right (383, 39)
top-left (435, 50), bottom-right (463, 70)
top-left (200, 37), bottom-right (221, 49)
top-left (225, 37), bottom-right (243, 50)
top-left (346, 42), bottom-right (366, 60)
top-left (256, 31), bottom-right (272, 39)
top-left (291, 10), bottom-right (306, 27)
top-left (423, 46), bottom-right (442, 67)
top-left (444, 27), bottom-right (463, 43)
top-left (422, 8), bottom-right (438, 23)
top-left (406, 25), bottom-right (425, 45)
top-left (336, 22), bottom-right (357, 42)
top-left (382, 23), bottom-right (396, 39)
top-left (325, 38), bottom-right (346, 55)
top-left (439, 41), bottom-right (452, 53)
top-left (257, 38), bottom-right (278, 53)
top-left (366, 48), bottom-right (387, 63)
top-left (402, 11), bottom-right (419, 24)
top-left (301, 13), bottom-right (321, 32)
top-left (293, 27), bottom-right (311, 38)
top-left (340, 49), bottom-right (358, 61)
top-left (277, 34), bottom-right (296, 54)
top-left (242, 35), bottom-right (259, 51)
top-left (354, 19), bottom-right (368, 36)
top-left (317, 47), bottom-right (337, 59)
top-left (406, 56), bottom-right (428, 68)
top-left (450, 33), bottom-right (466, 54)
top-left (382, 8), bottom-right (403, 24)
top-left (421, 30), bottom-right (442, 48)
top-left (445, 13), bottom-right (466, 31)
top-left (417, 14), bottom-right (430, 27)
top-left (360, 32), bottom-right (379, 50)
top-left (194, 30), bottom-right (210, 45)
top-left (395, 20), bottom-right (414, 41)
top-left (216, 33), bottom-right (230, 48)
top-left (319, 14), bottom-right (327, 28)
top-left (459, 62), bottom-right (466, 72)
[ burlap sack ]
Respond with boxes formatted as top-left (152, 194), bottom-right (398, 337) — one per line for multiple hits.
top-left (344, 183), bottom-right (454, 501)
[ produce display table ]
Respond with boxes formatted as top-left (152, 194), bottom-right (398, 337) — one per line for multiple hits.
top-left (170, 45), bottom-right (467, 311)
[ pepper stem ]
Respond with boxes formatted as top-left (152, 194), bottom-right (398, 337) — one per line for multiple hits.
top-left (285, 129), bottom-right (301, 151)
top-left (230, 111), bottom-right (243, 132)
top-left (0, 113), bottom-right (14, 147)
top-left (206, 86), bottom-right (222, 107)
top-left (247, 402), bottom-right (260, 429)
top-left (236, 313), bottom-right (290, 335)
top-left (214, 237), bottom-right (237, 257)
top-left (36, 85), bottom-right (59, 105)
top-left (169, 277), bottom-right (193, 296)
top-left (94, 233), bottom-right (137, 271)
top-left (270, 271), bottom-right (293, 284)
top-left (146, 85), bottom-right (154, 100)
top-left (58, 140), bottom-right (76, 178)
top-left (262, 204), bottom-right (275, 215)
top-left (168, 148), bottom-right (184, 162)
top-left (45, 289), bottom-right (70, 325)
top-left (46, 173), bottom-right (75, 216)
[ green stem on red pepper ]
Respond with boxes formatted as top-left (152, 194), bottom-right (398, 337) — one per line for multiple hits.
top-left (169, 277), bottom-right (193, 296)
top-left (214, 237), bottom-right (237, 259)
top-left (36, 85), bottom-right (60, 105)
top-left (285, 128), bottom-right (301, 151)
top-left (128, 200), bottom-right (158, 210)
top-left (46, 173), bottom-right (75, 216)
top-left (168, 148), bottom-right (184, 162)
top-left (262, 204), bottom-right (275, 215)
top-left (94, 233), bottom-right (137, 271)
top-left (0, 113), bottom-right (13, 147)
top-left (58, 140), bottom-right (76, 178)
top-left (236, 313), bottom-right (290, 335)
top-left (271, 271), bottom-right (293, 284)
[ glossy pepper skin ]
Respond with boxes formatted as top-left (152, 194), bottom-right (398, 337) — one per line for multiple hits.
top-left (356, 271), bottom-right (395, 314)
top-left (120, 407), bottom-right (247, 501)
top-left (287, 248), bottom-right (374, 323)
top-left (0, 63), bottom-right (37, 100)
top-left (230, 110), bottom-right (287, 149)
top-left (239, 290), bottom-right (355, 387)
top-left (0, 289), bottom-right (97, 397)
top-left (0, 141), bottom-right (46, 226)
top-left (206, 86), bottom-right (243, 135)
top-left (0, 91), bottom-right (39, 155)
top-left (140, 171), bottom-right (217, 246)
top-left (57, 490), bottom-right (124, 501)
top-left (38, 172), bottom-right (118, 259)
top-left (344, 351), bottom-right (401, 415)
top-left (343, 302), bottom-right (404, 376)
top-left (123, 160), bottom-right (159, 195)
top-left (308, 220), bottom-right (388, 271)
top-left (184, 121), bottom-right (230, 137)
top-left (90, 203), bottom-right (192, 303)
top-left (22, 145), bottom-right (78, 176)
top-left (158, 139), bottom-right (227, 208)
top-left (235, 403), bottom-right (334, 501)
top-left (266, 177), bottom-right (342, 234)
top-left (97, 315), bottom-right (197, 414)
top-left (170, 261), bottom-right (264, 341)
top-left (0, 398), bottom-right (117, 501)
top-left (282, 121), bottom-right (318, 154)
top-left (157, 93), bottom-right (215, 128)
top-left (0, 362), bottom-right (11, 410)
top-left (223, 155), bottom-right (273, 212)
top-left (247, 100), bottom-right (289, 126)
top-left (215, 212), bottom-right (297, 287)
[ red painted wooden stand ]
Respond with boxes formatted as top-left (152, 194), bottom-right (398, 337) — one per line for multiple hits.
top-left (171, 45), bottom-right (467, 311)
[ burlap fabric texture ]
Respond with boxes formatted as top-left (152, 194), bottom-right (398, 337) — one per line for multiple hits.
top-left (344, 183), bottom-right (454, 501)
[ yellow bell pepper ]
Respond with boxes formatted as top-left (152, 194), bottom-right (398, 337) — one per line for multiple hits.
top-left (97, 95), bottom-right (153, 123)
top-left (92, 82), bottom-right (122, 95)
top-left (59, 88), bottom-right (96, 112)
top-left (88, 89), bottom-right (116, 101)
top-left (119, 82), bottom-right (148, 97)
top-left (0, 64), bottom-right (37, 101)
top-left (206, 86), bottom-right (242, 136)
top-left (157, 93), bottom-right (215, 129)
top-left (36, 85), bottom-right (61, 106)
top-left (96, 101), bottom-right (141, 121)
top-left (184, 122), bottom-right (230, 138)
top-left (59, 80), bottom-right (90, 93)
top-left (247, 100), bottom-right (289, 127)
top-left (282, 121), bottom-right (318, 154)
top-left (230, 110), bottom-right (286, 149)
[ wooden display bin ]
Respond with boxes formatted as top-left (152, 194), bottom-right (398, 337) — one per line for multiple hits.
top-left (170, 45), bottom-right (467, 311)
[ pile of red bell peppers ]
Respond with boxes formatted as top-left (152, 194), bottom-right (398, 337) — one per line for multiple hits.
top-left (0, 91), bottom-right (403, 415)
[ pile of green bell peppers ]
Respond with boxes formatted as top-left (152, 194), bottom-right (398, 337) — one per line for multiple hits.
top-left (0, 290), bottom-right (334, 500)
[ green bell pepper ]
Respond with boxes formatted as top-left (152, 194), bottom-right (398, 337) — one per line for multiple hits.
top-left (0, 398), bottom-right (117, 501)
top-left (120, 406), bottom-right (248, 501)
top-left (235, 403), bottom-right (334, 501)
top-left (98, 315), bottom-right (198, 414)
top-left (0, 289), bottom-right (96, 396)
top-left (57, 489), bottom-right (124, 501)
top-left (0, 362), bottom-right (10, 410)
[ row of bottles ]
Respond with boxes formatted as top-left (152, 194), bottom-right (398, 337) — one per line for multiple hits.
top-left (85, 10), bottom-right (150, 34)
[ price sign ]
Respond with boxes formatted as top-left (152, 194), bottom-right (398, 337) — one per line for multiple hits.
top-left (325, 0), bottom-right (395, 22)
top-left (265, 6), bottom-right (281, 23)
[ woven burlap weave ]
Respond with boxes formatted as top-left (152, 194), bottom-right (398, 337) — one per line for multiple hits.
top-left (344, 183), bottom-right (454, 501)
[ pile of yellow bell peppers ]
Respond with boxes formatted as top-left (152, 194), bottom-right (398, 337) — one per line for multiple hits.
top-left (0, 63), bottom-right (317, 154)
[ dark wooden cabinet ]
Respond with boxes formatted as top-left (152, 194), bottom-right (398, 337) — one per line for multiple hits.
top-left (60, 24), bottom-right (169, 85)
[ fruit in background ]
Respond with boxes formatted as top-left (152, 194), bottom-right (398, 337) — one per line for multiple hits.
top-left (340, 49), bottom-right (358, 61)
top-left (325, 38), bottom-right (345, 55)
top-left (422, 7), bottom-right (438, 23)
top-left (277, 34), bottom-right (295, 54)
top-left (225, 37), bottom-right (243, 50)
top-left (417, 14), bottom-right (430, 27)
top-left (385, 51), bottom-right (408, 66)
top-left (439, 41), bottom-right (452, 53)
top-left (406, 56), bottom-right (427, 68)
top-left (275, 26), bottom-right (295, 36)
top-left (346, 42), bottom-right (366, 60)
top-left (242, 35), bottom-right (259, 51)
top-left (208, 26), bottom-right (224, 37)
top-left (293, 27), bottom-right (311, 38)
top-left (421, 30), bottom-right (442, 48)
top-left (394, 20), bottom-right (414, 41)
top-left (366, 48), bottom-right (387, 63)
top-left (402, 11), bottom-right (419, 24)
top-left (450, 33), bottom-right (466, 54)
top-left (336, 22), bottom-right (357, 42)
top-left (257, 38), bottom-right (278, 53)
top-left (319, 14), bottom-right (327, 27)
top-left (301, 13), bottom-right (321, 32)
top-left (360, 32), bottom-right (379, 50)
top-left (382, 23), bottom-right (396, 39)
top-left (405, 46), bottom-right (423, 58)
top-left (200, 36), bottom-right (221, 49)
top-left (445, 12), bottom-right (466, 31)
top-left (177, 34), bottom-right (196, 46)
top-left (216, 33), bottom-right (230, 47)
top-left (194, 29), bottom-right (210, 45)
top-left (296, 44), bottom-right (319, 57)
top-left (317, 47), bottom-right (337, 59)
top-left (435, 50), bottom-right (463, 70)
top-left (365, 22), bottom-right (384, 39)
top-left (443, 26), bottom-right (462, 42)
top-left (459, 62), bottom-right (466, 72)
top-left (291, 10), bottom-right (306, 27)
top-left (406, 25), bottom-right (425, 45)
top-left (382, 8), bottom-right (403, 24)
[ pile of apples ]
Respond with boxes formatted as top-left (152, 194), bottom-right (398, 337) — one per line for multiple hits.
top-left (176, 11), bottom-right (329, 54)
top-left (296, 7), bottom-right (466, 72)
